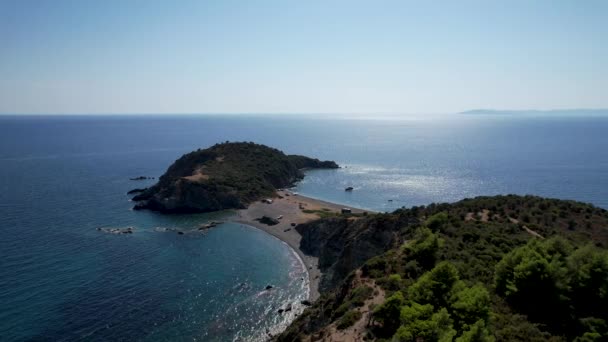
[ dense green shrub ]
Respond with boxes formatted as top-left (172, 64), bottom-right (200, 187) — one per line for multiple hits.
top-left (455, 320), bottom-right (494, 342)
top-left (568, 245), bottom-right (608, 318)
top-left (373, 291), bottom-right (404, 334)
top-left (495, 237), bottom-right (608, 337)
top-left (393, 307), bottom-right (455, 342)
top-left (362, 255), bottom-right (388, 278)
top-left (336, 310), bottom-right (362, 330)
top-left (426, 212), bottom-right (449, 232)
top-left (350, 285), bottom-right (374, 306)
top-left (385, 274), bottom-right (403, 292)
top-left (408, 262), bottom-right (460, 308)
top-left (450, 284), bottom-right (491, 329)
top-left (404, 227), bottom-right (443, 270)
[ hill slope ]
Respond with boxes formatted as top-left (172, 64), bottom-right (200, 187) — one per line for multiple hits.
top-left (277, 195), bottom-right (608, 341)
top-left (131, 142), bottom-right (338, 213)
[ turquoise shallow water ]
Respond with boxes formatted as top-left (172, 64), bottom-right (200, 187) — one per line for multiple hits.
top-left (0, 114), bottom-right (607, 341)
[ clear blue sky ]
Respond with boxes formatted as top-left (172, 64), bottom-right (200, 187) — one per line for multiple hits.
top-left (1, 0), bottom-right (606, 114)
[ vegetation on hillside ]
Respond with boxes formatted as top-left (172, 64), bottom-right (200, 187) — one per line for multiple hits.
top-left (278, 195), bottom-right (608, 341)
top-left (131, 142), bottom-right (338, 213)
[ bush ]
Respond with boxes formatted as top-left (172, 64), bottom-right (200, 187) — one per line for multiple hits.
top-left (393, 307), bottom-right (456, 342)
top-left (373, 291), bottom-right (404, 334)
top-left (568, 245), bottom-right (608, 318)
top-left (385, 274), bottom-right (403, 292)
top-left (337, 309), bottom-right (362, 330)
top-left (405, 227), bottom-right (444, 270)
top-left (455, 319), bottom-right (495, 342)
top-left (450, 284), bottom-right (491, 329)
top-left (408, 261), bottom-right (460, 308)
top-left (350, 285), bottom-right (374, 306)
top-left (363, 255), bottom-right (388, 278)
top-left (426, 212), bottom-right (449, 232)
top-left (495, 237), bottom-right (608, 336)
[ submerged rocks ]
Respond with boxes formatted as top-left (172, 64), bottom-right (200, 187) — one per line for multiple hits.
top-left (198, 221), bottom-right (222, 230)
top-left (277, 303), bottom-right (293, 315)
top-left (130, 176), bottom-right (154, 180)
top-left (97, 226), bottom-right (135, 235)
top-left (127, 188), bottom-right (147, 195)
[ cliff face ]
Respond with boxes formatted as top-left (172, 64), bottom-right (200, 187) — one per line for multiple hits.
top-left (297, 214), bottom-right (419, 291)
top-left (131, 142), bottom-right (338, 213)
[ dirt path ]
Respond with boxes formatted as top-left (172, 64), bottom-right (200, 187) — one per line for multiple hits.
top-left (321, 270), bottom-right (386, 342)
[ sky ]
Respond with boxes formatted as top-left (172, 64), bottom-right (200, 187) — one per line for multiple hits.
top-left (0, 0), bottom-right (607, 115)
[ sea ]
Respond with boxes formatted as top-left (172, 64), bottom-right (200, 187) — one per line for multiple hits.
top-left (1, 113), bottom-right (607, 341)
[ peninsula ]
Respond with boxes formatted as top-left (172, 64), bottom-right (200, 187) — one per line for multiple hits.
top-left (131, 142), bottom-right (338, 213)
top-left (129, 142), bottom-right (608, 341)
top-left (129, 141), bottom-right (367, 301)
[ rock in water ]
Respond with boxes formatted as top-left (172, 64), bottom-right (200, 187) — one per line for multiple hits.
top-left (130, 176), bottom-right (151, 180)
top-left (127, 188), bottom-right (147, 195)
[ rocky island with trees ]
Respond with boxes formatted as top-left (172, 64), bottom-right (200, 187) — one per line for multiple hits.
top-left (130, 142), bottom-right (339, 213)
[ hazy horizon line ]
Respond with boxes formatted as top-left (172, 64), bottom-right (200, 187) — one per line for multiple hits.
top-left (1, 108), bottom-right (608, 117)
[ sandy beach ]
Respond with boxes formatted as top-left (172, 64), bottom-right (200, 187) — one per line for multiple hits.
top-left (231, 190), bottom-right (368, 301)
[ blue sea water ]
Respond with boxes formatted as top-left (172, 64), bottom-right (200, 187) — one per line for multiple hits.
top-left (0, 114), bottom-right (607, 341)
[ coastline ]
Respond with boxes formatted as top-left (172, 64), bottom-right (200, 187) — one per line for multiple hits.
top-left (231, 190), bottom-right (369, 301)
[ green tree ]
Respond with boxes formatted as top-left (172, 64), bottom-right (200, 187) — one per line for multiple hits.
top-left (494, 238), bottom-right (570, 330)
top-left (404, 227), bottom-right (444, 270)
top-left (574, 317), bottom-right (607, 342)
top-left (393, 307), bottom-right (456, 342)
top-left (450, 284), bottom-right (491, 329)
top-left (455, 320), bottom-right (495, 342)
top-left (373, 291), bottom-right (404, 334)
top-left (408, 261), bottom-right (460, 308)
top-left (337, 310), bottom-right (362, 330)
top-left (568, 245), bottom-right (608, 318)
top-left (426, 212), bottom-right (449, 232)
top-left (386, 273), bottom-right (403, 292)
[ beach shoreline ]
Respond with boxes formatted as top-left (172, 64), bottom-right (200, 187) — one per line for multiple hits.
top-left (230, 190), bottom-right (369, 301)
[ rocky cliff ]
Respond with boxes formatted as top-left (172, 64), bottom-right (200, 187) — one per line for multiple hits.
top-left (297, 213), bottom-right (419, 291)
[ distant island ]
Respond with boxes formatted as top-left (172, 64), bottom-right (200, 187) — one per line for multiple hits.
top-left (460, 109), bottom-right (608, 116)
top-left (131, 142), bottom-right (339, 213)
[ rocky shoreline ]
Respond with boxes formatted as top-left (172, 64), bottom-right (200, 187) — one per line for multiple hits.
top-left (233, 189), bottom-right (369, 301)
